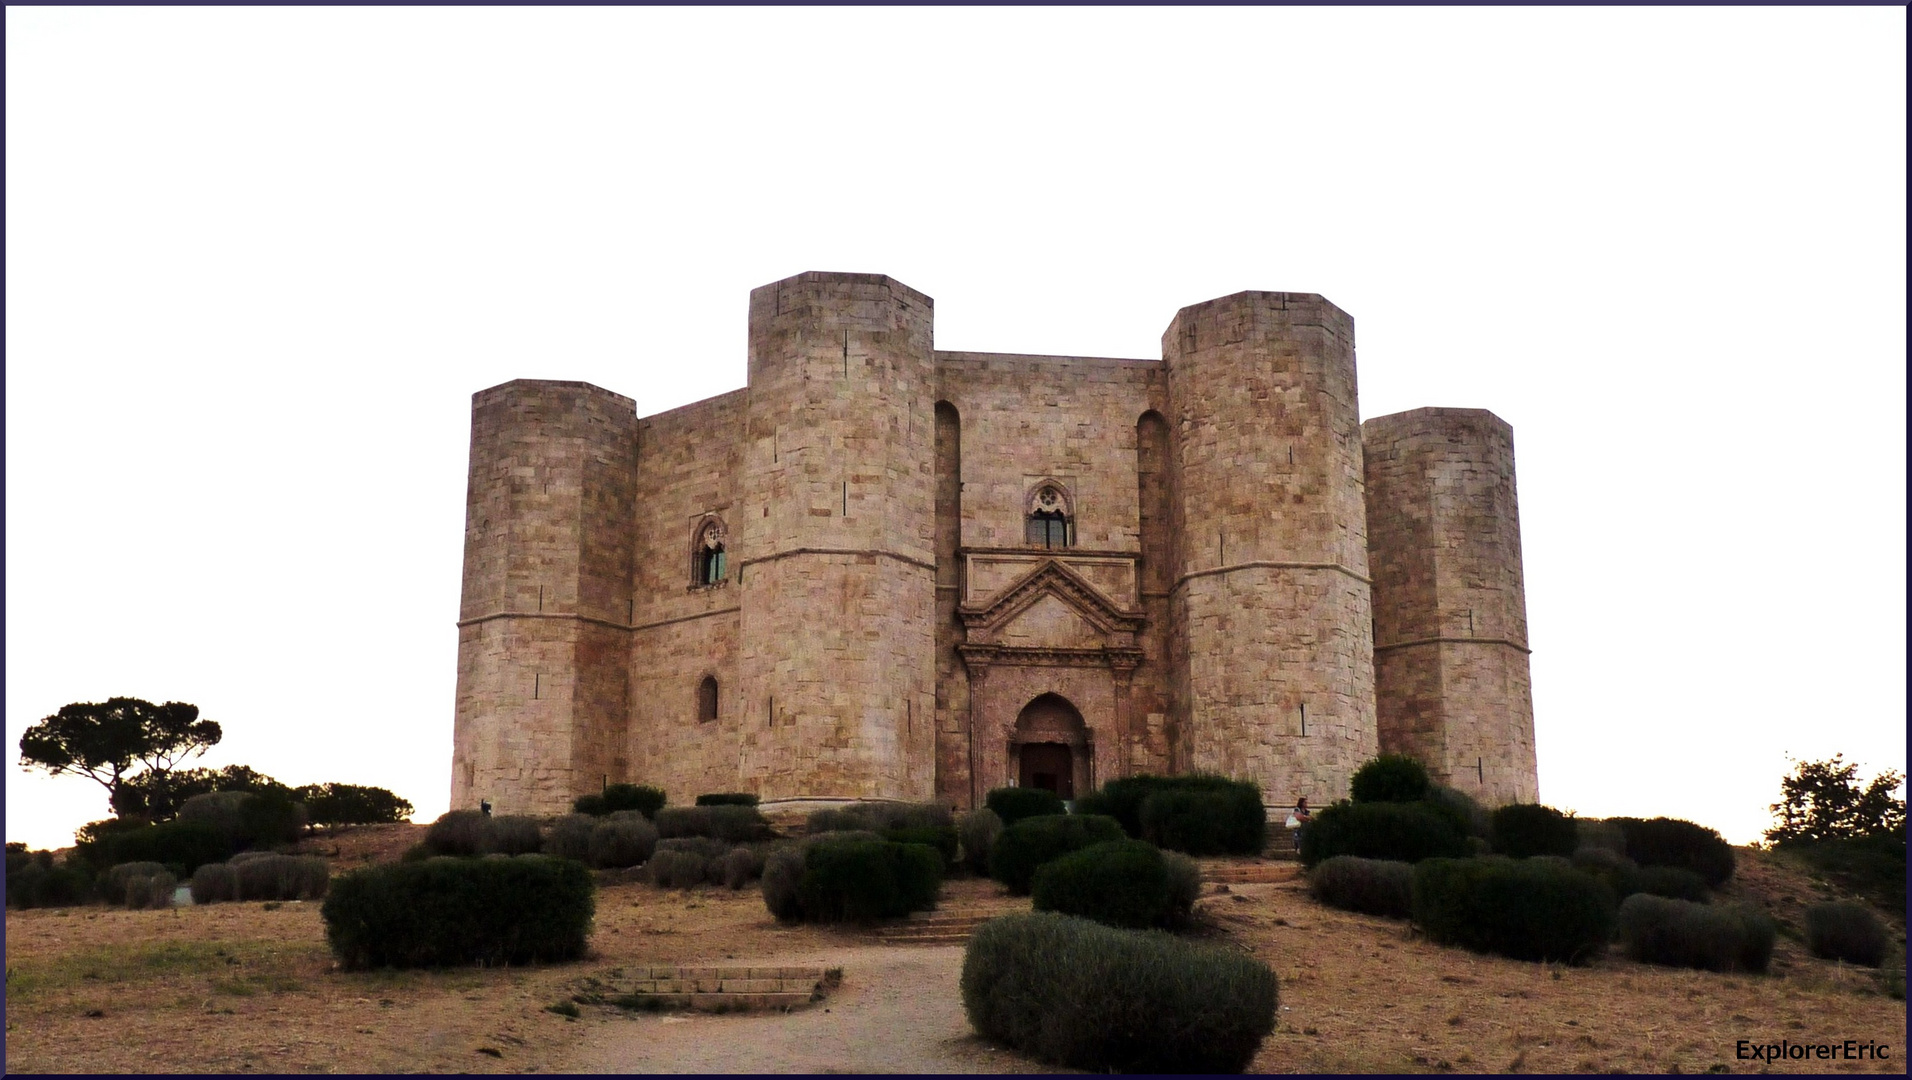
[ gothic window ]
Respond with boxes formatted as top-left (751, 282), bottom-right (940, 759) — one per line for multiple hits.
top-left (694, 519), bottom-right (727, 586)
top-left (697, 675), bottom-right (719, 722)
top-left (1025, 483), bottom-right (1073, 549)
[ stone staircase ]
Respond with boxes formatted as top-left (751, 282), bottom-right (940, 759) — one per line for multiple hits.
top-left (1201, 860), bottom-right (1302, 886)
top-left (875, 908), bottom-right (1001, 946)
top-left (610, 965), bottom-right (836, 1013)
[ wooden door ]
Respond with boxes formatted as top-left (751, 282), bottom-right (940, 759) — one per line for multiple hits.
top-left (1019, 743), bottom-right (1075, 798)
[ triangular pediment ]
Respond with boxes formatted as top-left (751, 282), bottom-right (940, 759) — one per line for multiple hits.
top-left (958, 558), bottom-right (1142, 646)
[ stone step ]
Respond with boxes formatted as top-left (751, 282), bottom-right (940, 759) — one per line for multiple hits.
top-left (1204, 866), bottom-right (1301, 884)
top-left (622, 991), bottom-right (818, 1013)
top-left (608, 965), bottom-right (833, 1014)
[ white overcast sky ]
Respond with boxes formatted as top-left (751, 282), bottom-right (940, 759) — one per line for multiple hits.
top-left (6, 8), bottom-right (1904, 849)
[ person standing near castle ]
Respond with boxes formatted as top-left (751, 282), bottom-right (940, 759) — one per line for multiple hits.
top-left (1286, 796), bottom-right (1311, 851)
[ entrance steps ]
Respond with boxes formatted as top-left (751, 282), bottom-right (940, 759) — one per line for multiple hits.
top-left (875, 908), bottom-right (1004, 946)
top-left (1202, 861), bottom-right (1302, 885)
top-left (609, 965), bottom-right (836, 1013)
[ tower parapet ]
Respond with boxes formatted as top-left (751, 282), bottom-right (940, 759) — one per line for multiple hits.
top-left (452, 379), bottom-right (637, 814)
top-left (736, 272), bottom-right (938, 801)
top-left (1363, 407), bottom-right (1536, 804)
top-left (1163, 292), bottom-right (1378, 805)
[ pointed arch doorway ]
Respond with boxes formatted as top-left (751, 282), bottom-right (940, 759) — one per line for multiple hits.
top-left (1013, 693), bottom-right (1090, 799)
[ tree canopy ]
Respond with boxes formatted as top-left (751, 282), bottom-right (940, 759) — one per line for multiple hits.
top-left (110, 762), bottom-right (290, 821)
top-left (17, 698), bottom-right (222, 807)
top-left (1766, 755), bottom-right (1906, 844)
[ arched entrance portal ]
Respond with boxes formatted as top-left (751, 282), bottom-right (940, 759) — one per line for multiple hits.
top-left (1013, 693), bottom-right (1089, 799)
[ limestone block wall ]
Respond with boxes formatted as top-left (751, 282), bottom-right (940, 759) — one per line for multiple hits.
top-left (624, 389), bottom-right (748, 803)
top-left (1164, 292), bottom-right (1378, 806)
top-left (735, 272), bottom-right (938, 802)
top-left (1363, 407), bottom-right (1537, 805)
top-left (453, 380), bottom-right (638, 814)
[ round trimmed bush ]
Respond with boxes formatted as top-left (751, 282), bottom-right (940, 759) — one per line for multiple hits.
top-left (1350, 754), bottom-right (1431, 804)
top-left (1632, 866), bottom-right (1709, 903)
top-left (190, 862), bottom-right (238, 904)
top-left (322, 854), bottom-right (595, 969)
top-left (123, 869), bottom-right (176, 909)
top-left (962, 912), bottom-right (1278, 1073)
top-left (1613, 817), bottom-right (1736, 887)
top-left (1616, 893), bottom-right (1776, 973)
top-left (956, 809), bottom-right (1003, 875)
top-left (794, 839), bottom-right (942, 923)
top-left (760, 848), bottom-right (804, 921)
top-left (1490, 803), bottom-right (1578, 859)
top-left (1412, 857), bottom-right (1616, 964)
top-left (1139, 783), bottom-right (1267, 856)
top-left (1803, 900), bottom-right (1891, 967)
top-left (984, 787), bottom-right (1066, 828)
top-left (540, 814), bottom-right (596, 862)
top-left (1426, 784), bottom-right (1491, 838)
top-left (721, 846), bottom-right (764, 890)
top-left (424, 810), bottom-right (489, 856)
top-left (99, 862), bottom-right (170, 905)
top-left (93, 821), bottom-right (230, 874)
top-left (696, 792), bottom-right (759, 807)
top-left (1298, 801), bottom-right (1468, 867)
top-left (1032, 840), bottom-right (1179, 929)
top-left (647, 849), bottom-right (710, 889)
top-left (989, 814), bottom-right (1125, 895)
top-left (1308, 856), bottom-right (1415, 918)
top-left (586, 815), bottom-right (658, 868)
top-left (654, 805), bottom-right (771, 843)
top-left (483, 815), bottom-right (544, 856)
top-left (602, 784), bottom-right (666, 816)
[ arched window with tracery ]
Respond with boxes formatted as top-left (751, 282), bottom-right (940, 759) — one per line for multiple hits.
top-left (694, 519), bottom-right (727, 586)
top-left (697, 675), bottom-right (719, 722)
top-left (1025, 483), bottom-right (1073, 549)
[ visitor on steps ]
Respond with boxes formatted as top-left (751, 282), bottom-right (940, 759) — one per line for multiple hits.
top-left (1285, 796), bottom-right (1310, 852)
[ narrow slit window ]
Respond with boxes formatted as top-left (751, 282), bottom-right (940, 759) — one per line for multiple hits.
top-left (697, 676), bottom-right (719, 723)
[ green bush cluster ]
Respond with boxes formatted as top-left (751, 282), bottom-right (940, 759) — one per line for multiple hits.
top-left (962, 913), bottom-right (1278, 1073)
top-left (423, 811), bottom-right (544, 857)
top-left (654, 805), bottom-right (772, 844)
top-left (1412, 857), bottom-right (1616, 964)
top-left (1030, 840), bottom-right (1198, 930)
top-left (760, 848), bottom-right (804, 921)
top-left (1615, 894), bottom-right (1776, 973)
top-left (1611, 817), bottom-right (1736, 886)
top-left (1349, 753), bottom-right (1433, 804)
top-left (695, 792), bottom-right (759, 807)
top-left (1569, 847), bottom-right (1708, 902)
top-left (122, 869), bottom-right (178, 909)
top-left (989, 814), bottom-right (1125, 895)
top-left (1802, 900), bottom-right (1891, 967)
top-left (1298, 801), bottom-right (1469, 868)
top-left (983, 787), bottom-right (1065, 828)
top-left (956, 809), bottom-right (1003, 875)
top-left (322, 854), bottom-right (594, 969)
top-left (98, 862), bottom-right (171, 906)
top-left (587, 813), bottom-right (659, 869)
top-left (187, 854), bottom-right (328, 904)
top-left (1076, 774), bottom-right (1267, 855)
top-left (178, 789), bottom-right (306, 850)
top-left (190, 862), bottom-right (237, 903)
top-left (1775, 834), bottom-right (1906, 913)
top-left (6, 846), bottom-right (91, 909)
top-left (574, 783), bottom-right (666, 818)
top-left (793, 839), bottom-right (942, 923)
top-left (1489, 804), bottom-right (1579, 859)
top-left (721, 846), bottom-right (764, 890)
top-left (78, 820), bottom-right (230, 875)
top-left (296, 783), bottom-right (413, 828)
top-left (1425, 784), bottom-right (1492, 838)
top-left (1308, 856), bottom-right (1416, 918)
top-left (804, 803), bottom-right (957, 868)
top-left (648, 848), bottom-right (712, 889)
top-left (539, 814), bottom-right (596, 863)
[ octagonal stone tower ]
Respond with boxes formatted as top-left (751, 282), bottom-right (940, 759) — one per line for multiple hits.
top-left (1363, 407), bottom-right (1537, 804)
top-left (1163, 292), bottom-right (1379, 805)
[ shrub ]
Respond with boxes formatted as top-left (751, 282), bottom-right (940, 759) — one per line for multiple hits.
top-left (956, 809), bottom-right (1003, 875)
top-left (1616, 894), bottom-right (1776, 973)
top-left (1139, 782), bottom-right (1267, 856)
top-left (1309, 856), bottom-right (1415, 918)
top-left (989, 814), bottom-right (1125, 896)
top-left (647, 849), bottom-right (710, 889)
top-left (322, 854), bottom-right (594, 969)
top-left (1613, 817), bottom-right (1736, 887)
top-left (696, 793), bottom-right (759, 807)
top-left (540, 815), bottom-right (597, 863)
top-left (1032, 840), bottom-right (1180, 929)
top-left (1076, 775), bottom-right (1266, 853)
top-left (760, 848), bottom-right (804, 921)
top-left (793, 839), bottom-right (942, 923)
top-left (962, 912), bottom-right (1278, 1073)
top-left (1412, 857), bottom-right (1616, 964)
top-left (883, 825), bottom-right (959, 870)
top-left (601, 784), bottom-right (667, 816)
top-left (483, 815), bottom-right (544, 856)
top-left (178, 791), bottom-right (253, 843)
top-left (721, 846), bottom-right (764, 890)
top-left (297, 783), bottom-right (413, 828)
top-left (236, 789), bottom-right (308, 848)
top-left (234, 854), bottom-right (330, 901)
top-left (572, 794), bottom-right (608, 817)
top-left (424, 810), bottom-right (490, 856)
top-left (983, 787), bottom-right (1066, 828)
top-left (1803, 900), bottom-right (1891, 966)
top-left (1775, 833), bottom-right (1906, 912)
top-left (1426, 784), bottom-right (1491, 837)
top-left (656, 835), bottom-right (730, 859)
top-left (1632, 866), bottom-right (1710, 903)
top-left (400, 843), bottom-right (431, 863)
top-left (123, 869), bottom-right (177, 910)
top-left (1575, 817), bottom-right (1628, 855)
top-left (10, 864), bottom-right (91, 908)
top-left (98, 862), bottom-right (170, 905)
top-left (1490, 803), bottom-right (1578, 859)
top-left (587, 815), bottom-right (659, 869)
top-left (654, 805), bottom-right (771, 844)
top-left (93, 821), bottom-right (230, 874)
top-left (190, 862), bottom-right (238, 904)
top-left (1162, 851), bottom-right (1201, 930)
top-left (1298, 801), bottom-right (1468, 867)
top-left (1350, 753), bottom-right (1431, 804)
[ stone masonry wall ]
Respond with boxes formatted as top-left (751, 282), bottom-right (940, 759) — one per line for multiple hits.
top-left (453, 380), bottom-right (637, 815)
top-left (1164, 293), bottom-right (1378, 806)
top-left (1363, 407), bottom-right (1537, 805)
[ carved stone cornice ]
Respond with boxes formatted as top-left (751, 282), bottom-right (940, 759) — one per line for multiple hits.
top-left (959, 643), bottom-right (1144, 671)
top-left (958, 557), bottom-right (1144, 636)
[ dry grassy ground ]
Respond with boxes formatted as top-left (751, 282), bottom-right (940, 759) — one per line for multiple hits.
top-left (4, 825), bottom-right (1903, 1074)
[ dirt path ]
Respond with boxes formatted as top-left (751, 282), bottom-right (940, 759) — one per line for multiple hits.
top-left (560, 943), bottom-right (1072, 1074)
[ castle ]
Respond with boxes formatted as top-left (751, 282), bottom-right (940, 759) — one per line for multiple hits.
top-left (452, 271), bottom-right (1539, 818)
